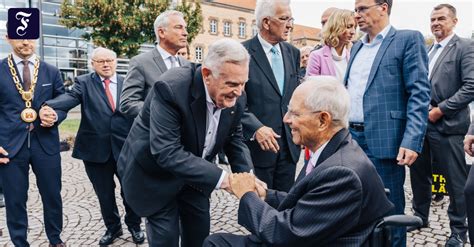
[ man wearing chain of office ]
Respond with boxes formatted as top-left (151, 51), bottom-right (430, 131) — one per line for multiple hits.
top-left (0, 22), bottom-right (67, 247)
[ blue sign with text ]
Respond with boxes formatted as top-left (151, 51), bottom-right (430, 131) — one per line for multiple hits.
top-left (7, 8), bottom-right (40, 39)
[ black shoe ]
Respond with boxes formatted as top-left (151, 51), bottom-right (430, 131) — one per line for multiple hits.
top-left (445, 233), bottom-right (466, 247)
top-left (406, 222), bottom-right (428, 232)
top-left (99, 228), bottom-right (123, 246)
top-left (129, 228), bottom-right (145, 244)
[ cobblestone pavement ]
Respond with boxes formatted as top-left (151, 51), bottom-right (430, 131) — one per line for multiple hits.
top-left (0, 151), bottom-right (471, 246)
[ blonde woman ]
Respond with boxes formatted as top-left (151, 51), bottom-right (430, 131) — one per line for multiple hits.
top-left (306, 9), bottom-right (355, 81)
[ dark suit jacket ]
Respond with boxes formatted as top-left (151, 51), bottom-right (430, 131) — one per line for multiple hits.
top-left (241, 36), bottom-right (301, 165)
top-left (428, 34), bottom-right (474, 135)
top-left (237, 129), bottom-right (394, 246)
top-left (46, 72), bottom-right (133, 163)
top-left (117, 65), bottom-right (253, 216)
top-left (344, 27), bottom-right (431, 158)
top-left (120, 47), bottom-right (190, 118)
top-left (0, 56), bottom-right (66, 158)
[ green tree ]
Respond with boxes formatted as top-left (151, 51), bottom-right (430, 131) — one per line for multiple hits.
top-left (60, 0), bottom-right (202, 57)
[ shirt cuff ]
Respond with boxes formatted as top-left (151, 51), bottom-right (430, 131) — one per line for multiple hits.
top-left (215, 170), bottom-right (227, 190)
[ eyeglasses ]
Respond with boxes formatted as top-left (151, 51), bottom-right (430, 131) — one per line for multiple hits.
top-left (354, 3), bottom-right (382, 14)
top-left (286, 108), bottom-right (322, 119)
top-left (92, 59), bottom-right (115, 64)
top-left (271, 16), bottom-right (295, 25)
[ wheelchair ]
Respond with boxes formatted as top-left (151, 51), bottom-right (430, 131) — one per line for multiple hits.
top-left (368, 189), bottom-right (423, 246)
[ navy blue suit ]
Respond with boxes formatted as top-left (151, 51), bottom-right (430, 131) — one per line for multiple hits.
top-left (0, 55), bottom-right (66, 246)
top-left (46, 72), bottom-right (141, 233)
top-left (204, 129), bottom-right (394, 247)
top-left (344, 27), bottom-right (430, 247)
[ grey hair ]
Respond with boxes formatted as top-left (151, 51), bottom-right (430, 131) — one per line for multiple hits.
top-left (203, 38), bottom-right (250, 77)
top-left (89, 47), bottom-right (117, 69)
top-left (154, 10), bottom-right (184, 43)
top-left (300, 46), bottom-right (313, 55)
top-left (255, 0), bottom-right (291, 31)
top-left (302, 76), bottom-right (350, 128)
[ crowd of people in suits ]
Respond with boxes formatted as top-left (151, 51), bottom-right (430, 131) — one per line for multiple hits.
top-left (0, 0), bottom-right (473, 246)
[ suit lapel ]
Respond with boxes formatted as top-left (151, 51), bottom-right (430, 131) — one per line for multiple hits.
top-left (344, 42), bottom-right (363, 86)
top-left (294, 129), bottom-right (350, 183)
top-left (322, 46), bottom-right (336, 76)
top-left (249, 36), bottom-right (282, 96)
top-left (212, 106), bottom-right (236, 155)
top-left (280, 43), bottom-right (292, 97)
top-left (429, 35), bottom-right (458, 81)
top-left (152, 47), bottom-right (168, 74)
top-left (190, 69), bottom-right (207, 157)
top-left (116, 76), bottom-right (124, 111)
top-left (32, 61), bottom-right (44, 108)
top-left (365, 27), bottom-right (396, 91)
top-left (92, 73), bottom-right (114, 112)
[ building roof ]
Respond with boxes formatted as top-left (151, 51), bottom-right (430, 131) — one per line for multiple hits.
top-left (292, 24), bottom-right (321, 41)
top-left (211, 0), bottom-right (256, 10)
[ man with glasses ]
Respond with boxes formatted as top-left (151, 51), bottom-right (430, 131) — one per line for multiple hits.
top-left (204, 77), bottom-right (394, 247)
top-left (241, 0), bottom-right (301, 193)
top-left (344, 0), bottom-right (430, 246)
top-left (43, 47), bottom-right (145, 246)
top-left (120, 10), bottom-right (189, 118)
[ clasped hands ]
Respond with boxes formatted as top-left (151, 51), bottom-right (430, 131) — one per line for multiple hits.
top-left (222, 172), bottom-right (267, 200)
top-left (39, 105), bottom-right (58, 128)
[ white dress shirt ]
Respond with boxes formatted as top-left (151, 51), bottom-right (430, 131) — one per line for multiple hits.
top-left (12, 53), bottom-right (37, 84)
top-left (308, 141), bottom-right (329, 169)
top-left (157, 45), bottom-right (180, 69)
top-left (428, 33), bottom-right (455, 78)
top-left (202, 81), bottom-right (226, 189)
top-left (257, 34), bottom-right (282, 68)
top-left (347, 24), bottom-right (392, 123)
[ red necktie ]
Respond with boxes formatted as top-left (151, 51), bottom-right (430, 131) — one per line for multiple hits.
top-left (103, 79), bottom-right (115, 112)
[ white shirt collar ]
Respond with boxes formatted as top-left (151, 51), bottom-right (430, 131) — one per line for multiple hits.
top-left (434, 33), bottom-right (455, 48)
top-left (98, 73), bottom-right (118, 84)
top-left (361, 24), bottom-right (392, 45)
top-left (156, 44), bottom-right (176, 61)
top-left (309, 141), bottom-right (330, 167)
top-left (257, 33), bottom-right (281, 55)
top-left (12, 53), bottom-right (37, 65)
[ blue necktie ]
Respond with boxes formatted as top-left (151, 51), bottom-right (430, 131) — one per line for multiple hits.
top-left (428, 44), bottom-right (441, 64)
top-left (270, 46), bottom-right (285, 94)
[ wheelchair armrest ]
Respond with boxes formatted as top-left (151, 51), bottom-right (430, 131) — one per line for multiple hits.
top-left (376, 215), bottom-right (423, 228)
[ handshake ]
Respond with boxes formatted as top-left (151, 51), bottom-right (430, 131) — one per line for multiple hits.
top-left (222, 172), bottom-right (267, 200)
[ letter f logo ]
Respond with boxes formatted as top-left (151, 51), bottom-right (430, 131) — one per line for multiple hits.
top-left (8, 8), bottom-right (40, 39)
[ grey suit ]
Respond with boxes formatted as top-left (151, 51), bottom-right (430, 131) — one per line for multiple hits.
top-left (410, 35), bottom-right (474, 235)
top-left (120, 47), bottom-right (189, 118)
top-left (203, 129), bottom-right (394, 247)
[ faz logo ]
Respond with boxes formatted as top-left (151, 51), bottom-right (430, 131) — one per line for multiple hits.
top-left (7, 8), bottom-right (40, 39)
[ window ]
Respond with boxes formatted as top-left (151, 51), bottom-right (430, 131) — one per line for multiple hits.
top-left (195, 46), bottom-right (203, 62)
top-left (223, 21), bottom-right (231, 36)
top-left (239, 21), bottom-right (246, 38)
top-left (252, 24), bottom-right (258, 36)
top-left (209, 19), bottom-right (217, 34)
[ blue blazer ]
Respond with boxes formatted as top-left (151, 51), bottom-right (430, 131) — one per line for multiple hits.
top-left (0, 57), bottom-right (66, 158)
top-left (46, 72), bottom-right (134, 163)
top-left (344, 27), bottom-right (431, 159)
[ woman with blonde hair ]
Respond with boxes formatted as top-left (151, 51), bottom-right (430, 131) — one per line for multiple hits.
top-left (306, 9), bottom-right (356, 81)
